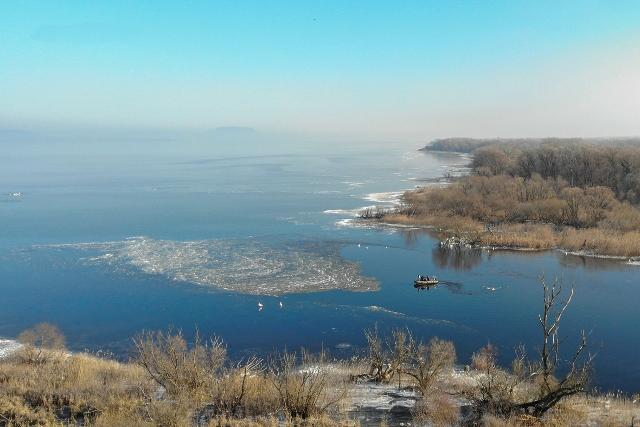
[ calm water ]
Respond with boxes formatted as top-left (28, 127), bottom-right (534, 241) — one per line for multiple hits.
top-left (0, 136), bottom-right (638, 392)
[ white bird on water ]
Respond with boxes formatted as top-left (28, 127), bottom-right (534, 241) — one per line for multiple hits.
top-left (258, 302), bottom-right (264, 310)
top-left (279, 301), bottom-right (283, 308)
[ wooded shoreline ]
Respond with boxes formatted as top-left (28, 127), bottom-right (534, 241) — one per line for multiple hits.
top-left (376, 139), bottom-right (640, 258)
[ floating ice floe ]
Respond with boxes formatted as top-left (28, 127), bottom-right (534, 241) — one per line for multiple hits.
top-left (34, 236), bottom-right (379, 296)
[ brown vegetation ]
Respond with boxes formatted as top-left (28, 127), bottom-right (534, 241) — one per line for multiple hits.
top-left (16, 323), bottom-right (66, 365)
top-left (383, 141), bottom-right (640, 257)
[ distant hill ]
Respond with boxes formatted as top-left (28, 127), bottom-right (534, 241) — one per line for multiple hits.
top-left (214, 126), bottom-right (257, 134)
top-left (421, 137), bottom-right (640, 153)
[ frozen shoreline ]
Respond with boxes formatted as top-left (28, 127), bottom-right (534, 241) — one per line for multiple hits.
top-left (326, 150), bottom-right (471, 228)
top-left (0, 339), bottom-right (21, 359)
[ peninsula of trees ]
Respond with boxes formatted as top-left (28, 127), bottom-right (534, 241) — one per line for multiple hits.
top-left (380, 139), bottom-right (640, 257)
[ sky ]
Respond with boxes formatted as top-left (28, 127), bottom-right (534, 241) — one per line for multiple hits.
top-left (1, 1), bottom-right (640, 140)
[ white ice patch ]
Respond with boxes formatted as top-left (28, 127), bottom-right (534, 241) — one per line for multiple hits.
top-left (323, 206), bottom-right (376, 217)
top-left (342, 181), bottom-right (367, 188)
top-left (362, 191), bottom-right (404, 204)
top-left (350, 382), bottom-right (419, 411)
top-left (36, 237), bottom-right (378, 296)
top-left (0, 339), bottom-right (22, 359)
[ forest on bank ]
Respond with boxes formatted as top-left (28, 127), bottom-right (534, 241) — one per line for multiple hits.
top-left (379, 139), bottom-right (640, 257)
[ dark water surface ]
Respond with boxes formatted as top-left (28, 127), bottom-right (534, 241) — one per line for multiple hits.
top-left (0, 137), bottom-right (638, 392)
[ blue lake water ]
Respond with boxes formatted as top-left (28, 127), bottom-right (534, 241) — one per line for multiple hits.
top-left (0, 136), bottom-right (638, 392)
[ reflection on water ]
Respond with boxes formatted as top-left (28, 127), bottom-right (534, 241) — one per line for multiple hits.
top-left (397, 228), bottom-right (424, 248)
top-left (432, 246), bottom-right (483, 270)
top-left (557, 252), bottom-right (635, 271)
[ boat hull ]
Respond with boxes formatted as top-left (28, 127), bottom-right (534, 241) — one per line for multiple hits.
top-left (414, 280), bottom-right (439, 286)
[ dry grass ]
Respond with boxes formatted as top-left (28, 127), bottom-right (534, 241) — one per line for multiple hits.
top-left (384, 205), bottom-right (640, 257)
top-left (481, 224), bottom-right (559, 250)
top-left (383, 213), bottom-right (484, 232)
top-left (0, 350), bottom-right (357, 426)
top-left (413, 394), bottom-right (460, 426)
top-left (0, 351), bottom-right (152, 425)
top-left (1, 325), bottom-right (638, 426)
top-left (1, 353), bottom-right (637, 426)
top-left (560, 228), bottom-right (640, 257)
top-left (479, 394), bottom-right (640, 427)
top-left (549, 394), bottom-right (640, 427)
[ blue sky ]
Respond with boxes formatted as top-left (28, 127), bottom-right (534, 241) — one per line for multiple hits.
top-left (2, 1), bottom-right (640, 138)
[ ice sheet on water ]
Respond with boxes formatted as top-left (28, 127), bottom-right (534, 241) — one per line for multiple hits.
top-left (38, 237), bottom-right (378, 296)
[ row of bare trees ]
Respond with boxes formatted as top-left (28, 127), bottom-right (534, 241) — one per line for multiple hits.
top-left (471, 142), bottom-right (640, 204)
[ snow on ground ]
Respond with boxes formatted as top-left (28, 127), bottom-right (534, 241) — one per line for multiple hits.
top-left (0, 339), bottom-right (22, 359)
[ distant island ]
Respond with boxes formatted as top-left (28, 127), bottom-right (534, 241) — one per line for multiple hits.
top-left (374, 138), bottom-right (640, 258)
top-left (214, 126), bottom-right (258, 134)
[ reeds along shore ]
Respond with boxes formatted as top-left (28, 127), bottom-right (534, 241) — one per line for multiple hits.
top-left (380, 141), bottom-right (640, 258)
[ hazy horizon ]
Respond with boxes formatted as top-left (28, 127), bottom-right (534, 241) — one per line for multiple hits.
top-left (2, 1), bottom-right (640, 141)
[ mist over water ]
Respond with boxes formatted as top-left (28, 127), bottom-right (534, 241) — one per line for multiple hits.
top-left (1, 132), bottom-right (639, 392)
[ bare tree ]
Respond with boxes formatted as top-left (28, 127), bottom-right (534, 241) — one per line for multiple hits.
top-left (404, 337), bottom-right (456, 397)
top-left (269, 349), bottom-right (345, 419)
top-left (462, 277), bottom-right (594, 420)
top-left (358, 206), bottom-right (388, 219)
top-left (463, 344), bottom-right (526, 419)
top-left (208, 356), bottom-right (263, 417)
top-left (16, 323), bottom-right (66, 364)
top-left (516, 277), bottom-right (594, 417)
top-left (134, 329), bottom-right (226, 401)
top-left (365, 325), bottom-right (412, 383)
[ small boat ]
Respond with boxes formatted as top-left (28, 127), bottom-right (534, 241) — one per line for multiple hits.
top-left (414, 275), bottom-right (439, 286)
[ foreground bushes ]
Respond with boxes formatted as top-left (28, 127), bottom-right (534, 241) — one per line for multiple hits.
top-left (0, 280), bottom-right (628, 426)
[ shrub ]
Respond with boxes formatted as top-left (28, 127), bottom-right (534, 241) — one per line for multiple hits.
top-left (269, 350), bottom-right (346, 419)
top-left (413, 394), bottom-right (460, 426)
top-left (364, 326), bottom-right (412, 383)
top-left (404, 337), bottom-right (456, 396)
top-left (134, 330), bottom-right (226, 402)
top-left (16, 323), bottom-right (66, 365)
